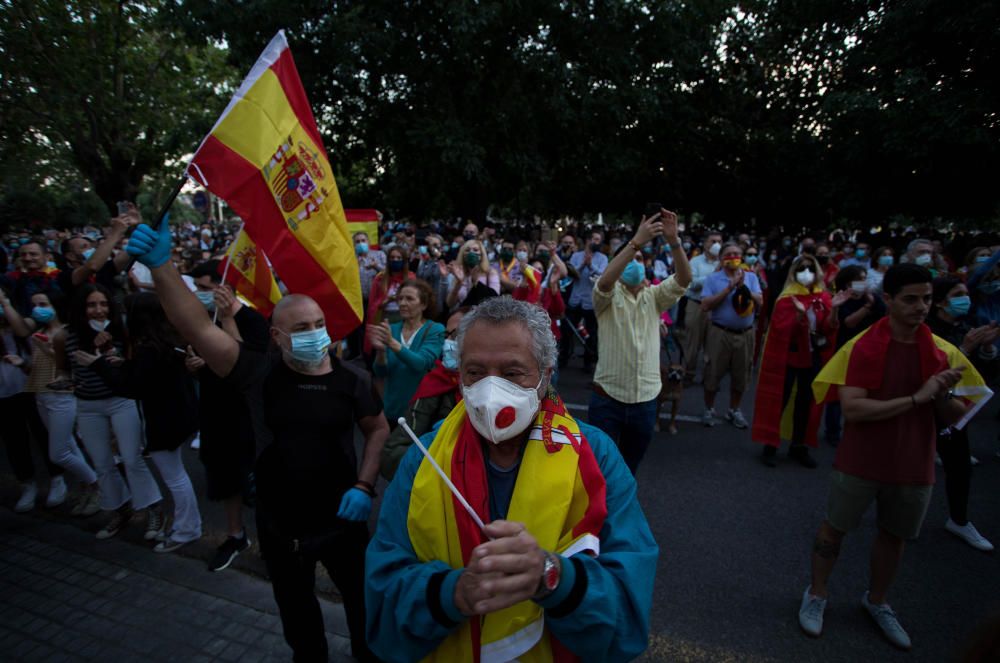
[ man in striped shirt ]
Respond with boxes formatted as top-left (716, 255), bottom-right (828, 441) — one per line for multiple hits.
top-left (588, 209), bottom-right (692, 475)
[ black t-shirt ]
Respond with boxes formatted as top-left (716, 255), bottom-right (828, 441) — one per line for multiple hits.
top-left (228, 347), bottom-right (383, 535)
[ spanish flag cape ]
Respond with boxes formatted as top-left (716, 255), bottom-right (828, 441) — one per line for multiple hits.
top-left (407, 391), bottom-right (607, 663)
top-left (751, 282), bottom-right (835, 447)
top-left (812, 317), bottom-right (993, 430)
top-left (409, 361), bottom-right (462, 405)
top-left (512, 265), bottom-right (543, 305)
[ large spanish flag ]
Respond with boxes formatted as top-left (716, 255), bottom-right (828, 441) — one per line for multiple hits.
top-left (813, 317), bottom-right (992, 430)
top-left (218, 228), bottom-right (282, 317)
top-left (186, 30), bottom-right (361, 339)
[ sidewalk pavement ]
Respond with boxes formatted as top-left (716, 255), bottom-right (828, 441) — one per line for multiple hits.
top-left (0, 508), bottom-right (354, 662)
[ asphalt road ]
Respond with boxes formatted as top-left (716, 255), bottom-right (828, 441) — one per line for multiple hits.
top-left (3, 360), bottom-right (999, 662)
top-left (555, 363), bottom-right (1000, 663)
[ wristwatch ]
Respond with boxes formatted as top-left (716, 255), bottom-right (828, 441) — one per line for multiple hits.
top-left (533, 551), bottom-right (561, 601)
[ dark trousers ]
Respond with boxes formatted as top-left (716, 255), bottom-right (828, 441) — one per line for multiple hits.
top-left (0, 392), bottom-right (61, 482)
top-left (560, 306), bottom-right (598, 368)
top-left (257, 511), bottom-right (377, 663)
top-left (937, 427), bottom-right (971, 525)
top-left (824, 401), bottom-right (842, 442)
top-left (588, 391), bottom-right (658, 476)
top-left (781, 354), bottom-right (822, 446)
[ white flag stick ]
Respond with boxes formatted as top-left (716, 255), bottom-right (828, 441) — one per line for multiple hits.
top-left (397, 417), bottom-right (487, 533)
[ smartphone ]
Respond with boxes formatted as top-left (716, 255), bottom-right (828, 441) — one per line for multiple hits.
top-left (645, 202), bottom-right (663, 219)
top-left (116, 201), bottom-right (130, 215)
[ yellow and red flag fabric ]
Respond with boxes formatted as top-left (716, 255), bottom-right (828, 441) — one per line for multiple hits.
top-left (217, 228), bottom-right (282, 317)
top-left (345, 208), bottom-right (381, 249)
top-left (813, 317), bottom-right (992, 430)
top-left (186, 30), bottom-right (361, 339)
top-left (407, 393), bottom-right (606, 662)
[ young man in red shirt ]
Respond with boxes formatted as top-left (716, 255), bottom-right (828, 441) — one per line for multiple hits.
top-left (798, 264), bottom-right (972, 650)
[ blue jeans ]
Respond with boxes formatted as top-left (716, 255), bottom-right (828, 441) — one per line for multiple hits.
top-left (587, 392), bottom-right (658, 476)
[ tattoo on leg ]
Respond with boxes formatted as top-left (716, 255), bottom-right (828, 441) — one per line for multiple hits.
top-left (813, 537), bottom-right (841, 560)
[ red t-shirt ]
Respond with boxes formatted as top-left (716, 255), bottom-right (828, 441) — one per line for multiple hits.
top-left (833, 339), bottom-right (936, 484)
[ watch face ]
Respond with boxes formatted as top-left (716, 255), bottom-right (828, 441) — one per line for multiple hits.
top-left (543, 558), bottom-right (559, 591)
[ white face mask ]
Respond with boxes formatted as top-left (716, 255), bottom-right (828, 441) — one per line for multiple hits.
top-left (850, 281), bottom-right (867, 294)
top-left (708, 242), bottom-right (721, 257)
top-left (462, 375), bottom-right (543, 444)
top-left (795, 269), bottom-right (815, 287)
top-left (88, 319), bottom-right (110, 332)
top-left (915, 253), bottom-right (933, 267)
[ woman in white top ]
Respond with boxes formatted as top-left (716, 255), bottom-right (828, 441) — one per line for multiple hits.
top-left (445, 239), bottom-right (500, 310)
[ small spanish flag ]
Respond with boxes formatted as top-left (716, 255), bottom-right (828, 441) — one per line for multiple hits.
top-left (186, 30), bottom-right (361, 339)
top-left (218, 228), bottom-right (282, 317)
top-left (813, 317), bottom-right (993, 430)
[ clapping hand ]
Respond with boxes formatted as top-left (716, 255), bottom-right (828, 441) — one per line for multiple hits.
top-left (914, 366), bottom-right (965, 403)
top-left (2, 354), bottom-right (24, 367)
top-left (455, 521), bottom-right (546, 616)
top-left (961, 323), bottom-right (1000, 354)
top-left (831, 290), bottom-right (851, 308)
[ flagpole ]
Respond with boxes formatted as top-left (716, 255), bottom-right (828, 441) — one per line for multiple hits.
top-left (214, 221), bottom-right (245, 324)
top-left (152, 175), bottom-right (187, 227)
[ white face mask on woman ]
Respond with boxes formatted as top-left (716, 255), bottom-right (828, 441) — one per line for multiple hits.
top-left (462, 375), bottom-right (543, 444)
top-left (795, 269), bottom-right (815, 287)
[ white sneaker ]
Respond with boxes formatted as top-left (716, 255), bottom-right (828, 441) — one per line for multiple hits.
top-left (969, 455), bottom-right (979, 466)
top-left (701, 408), bottom-right (717, 427)
top-left (727, 408), bottom-right (748, 429)
top-left (190, 434), bottom-right (200, 450)
top-left (15, 482), bottom-right (38, 513)
top-left (798, 586), bottom-right (826, 637)
top-left (45, 476), bottom-right (67, 507)
top-left (862, 592), bottom-right (911, 650)
top-left (945, 519), bottom-right (994, 552)
top-left (934, 454), bottom-right (943, 467)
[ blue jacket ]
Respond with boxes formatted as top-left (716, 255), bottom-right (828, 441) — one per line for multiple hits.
top-left (373, 320), bottom-right (445, 423)
top-left (365, 421), bottom-right (658, 662)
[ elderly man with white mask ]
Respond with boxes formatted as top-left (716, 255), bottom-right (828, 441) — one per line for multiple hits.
top-left (366, 296), bottom-right (658, 662)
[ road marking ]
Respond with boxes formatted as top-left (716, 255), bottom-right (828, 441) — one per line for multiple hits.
top-left (564, 402), bottom-right (703, 424)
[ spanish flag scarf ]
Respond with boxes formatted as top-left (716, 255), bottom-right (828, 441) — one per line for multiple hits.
top-left (407, 390), bottom-right (607, 663)
top-left (813, 317), bottom-right (992, 429)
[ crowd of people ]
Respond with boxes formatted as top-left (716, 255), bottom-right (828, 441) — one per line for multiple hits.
top-left (2, 202), bottom-right (998, 660)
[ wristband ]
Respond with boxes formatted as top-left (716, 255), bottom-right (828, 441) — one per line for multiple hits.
top-left (627, 240), bottom-right (640, 252)
top-left (354, 480), bottom-right (376, 497)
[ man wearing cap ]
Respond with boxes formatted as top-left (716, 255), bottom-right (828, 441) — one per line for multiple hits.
top-left (699, 243), bottom-right (763, 429)
top-left (366, 296), bottom-right (658, 662)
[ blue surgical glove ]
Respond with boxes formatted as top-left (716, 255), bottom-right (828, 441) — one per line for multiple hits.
top-left (126, 213), bottom-right (172, 268)
top-left (337, 487), bottom-right (372, 521)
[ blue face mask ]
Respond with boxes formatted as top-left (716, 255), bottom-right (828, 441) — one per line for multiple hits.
top-left (195, 290), bottom-right (216, 311)
top-left (284, 327), bottom-right (331, 365)
top-left (82, 248), bottom-right (96, 261)
top-left (31, 306), bottom-right (55, 324)
top-left (975, 255), bottom-right (990, 264)
top-left (979, 280), bottom-right (1000, 296)
top-left (878, 255), bottom-right (894, 267)
top-left (621, 260), bottom-right (644, 287)
top-left (441, 339), bottom-right (459, 370)
top-left (389, 259), bottom-right (405, 272)
top-left (355, 242), bottom-right (369, 256)
top-left (745, 255), bottom-right (759, 266)
top-left (855, 249), bottom-right (867, 259)
top-left (944, 295), bottom-right (971, 318)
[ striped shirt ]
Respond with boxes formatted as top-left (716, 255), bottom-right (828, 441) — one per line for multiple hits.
top-left (593, 276), bottom-right (686, 403)
top-left (65, 331), bottom-right (118, 400)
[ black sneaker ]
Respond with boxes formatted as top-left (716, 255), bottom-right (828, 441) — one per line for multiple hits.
top-left (789, 446), bottom-right (818, 469)
top-left (208, 533), bottom-right (250, 572)
top-left (760, 446), bottom-right (778, 468)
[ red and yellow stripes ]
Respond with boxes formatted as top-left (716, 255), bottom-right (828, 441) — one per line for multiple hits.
top-left (188, 31), bottom-right (361, 339)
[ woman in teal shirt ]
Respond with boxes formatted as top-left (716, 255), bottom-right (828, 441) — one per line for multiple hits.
top-left (370, 279), bottom-right (444, 425)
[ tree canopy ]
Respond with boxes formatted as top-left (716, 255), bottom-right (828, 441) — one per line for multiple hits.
top-left (3, 0), bottom-right (998, 231)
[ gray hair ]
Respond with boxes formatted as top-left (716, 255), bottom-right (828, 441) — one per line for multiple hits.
top-left (455, 296), bottom-right (558, 373)
top-left (903, 238), bottom-right (933, 261)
